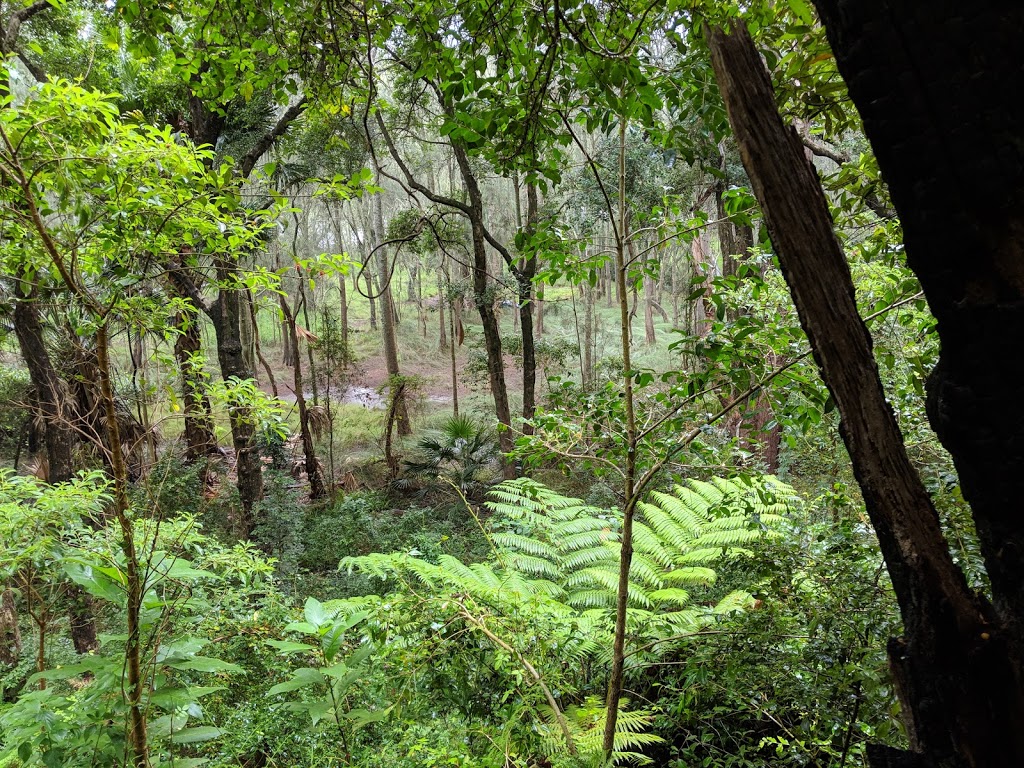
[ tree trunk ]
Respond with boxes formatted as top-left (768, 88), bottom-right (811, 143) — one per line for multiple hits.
top-left (812, 0), bottom-right (1024, 654)
top-left (451, 142), bottom-right (514, 472)
top-left (438, 271), bottom-right (448, 352)
top-left (519, 185), bottom-right (540, 435)
top-left (365, 270), bottom-right (377, 331)
top-left (210, 258), bottom-right (263, 536)
top-left (280, 294), bottom-right (326, 500)
top-left (247, 288), bottom-right (278, 399)
top-left (67, 584), bottom-right (98, 654)
top-left (0, 587), bottom-right (20, 668)
top-left (643, 270), bottom-right (657, 345)
top-left (173, 306), bottom-right (218, 462)
top-left (369, 151), bottom-right (411, 436)
top-left (708, 20), bottom-right (1024, 767)
top-left (12, 282), bottom-right (75, 483)
top-left (583, 283), bottom-right (594, 389)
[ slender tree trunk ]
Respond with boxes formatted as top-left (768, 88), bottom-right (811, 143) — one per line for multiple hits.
top-left (603, 115), bottom-right (638, 757)
top-left (12, 282), bottom-right (75, 483)
top-left (369, 151), bottom-right (411, 436)
top-left (583, 283), bottom-right (594, 389)
top-left (329, 203), bottom-right (350, 356)
top-left (451, 143), bottom-right (514, 472)
top-left (0, 587), bottom-right (20, 668)
top-left (438, 271), bottom-right (448, 352)
top-left (643, 270), bottom-right (657, 345)
top-left (247, 289), bottom-right (278, 398)
top-left (709, 20), bottom-right (1024, 767)
top-left (280, 295), bottom-right (326, 500)
top-left (96, 321), bottom-right (150, 767)
top-left (365, 270), bottom-right (377, 331)
top-left (339, 274), bottom-right (349, 356)
top-left (210, 259), bottom-right (263, 536)
top-left (297, 272), bottom-right (320, 406)
top-left (519, 185), bottom-right (540, 435)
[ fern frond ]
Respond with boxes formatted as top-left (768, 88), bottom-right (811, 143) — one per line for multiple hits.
top-left (559, 544), bottom-right (617, 572)
top-left (492, 532), bottom-right (558, 559)
top-left (647, 587), bottom-right (691, 606)
top-left (713, 589), bottom-right (756, 614)
top-left (662, 566), bottom-right (717, 586)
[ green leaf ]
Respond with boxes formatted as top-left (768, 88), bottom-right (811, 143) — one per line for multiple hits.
top-left (167, 656), bottom-right (243, 674)
top-left (170, 726), bottom-right (224, 744)
top-left (284, 621), bottom-right (317, 634)
top-left (267, 667), bottom-right (324, 695)
top-left (304, 597), bottom-right (332, 628)
top-left (150, 686), bottom-right (225, 710)
top-left (266, 640), bottom-right (316, 654)
top-left (787, 0), bottom-right (814, 24)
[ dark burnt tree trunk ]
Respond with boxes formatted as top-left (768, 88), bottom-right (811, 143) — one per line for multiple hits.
top-left (279, 294), bottom-right (326, 500)
top-left (811, 0), bottom-right (1024, 660)
top-left (210, 258), bottom-right (263, 536)
top-left (67, 584), bottom-right (98, 654)
top-left (12, 282), bottom-right (75, 483)
top-left (0, 587), bottom-right (20, 668)
top-left (173, 304), bottom-right (218, 463)
top-left (519, 185), bottom-right (540, 436)
top-left (708, 20), bottom-right (1024, 767)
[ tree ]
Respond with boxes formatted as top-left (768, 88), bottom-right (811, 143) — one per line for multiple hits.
top-left (707, 9), bottom-right (1024, 766)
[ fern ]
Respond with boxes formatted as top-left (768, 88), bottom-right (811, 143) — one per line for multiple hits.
top-left (340, 475), bottom-right (797, 765)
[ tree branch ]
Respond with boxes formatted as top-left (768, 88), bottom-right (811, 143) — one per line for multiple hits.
top-left (373, 112), bottom-right (472, 216)
top-left (238, 96), bottom-right (308, 178)
top-left (3, 0), bottom-right (50, 55)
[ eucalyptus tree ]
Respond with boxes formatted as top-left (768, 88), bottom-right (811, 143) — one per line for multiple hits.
top-left (360, 0), bottom-right (584, 464)
top-left (0, 75), bottom-right (269, 766)
top-left (706, 3), bottom-right (1024, 765)
top-left (118, 0), bottom-right (330, 525)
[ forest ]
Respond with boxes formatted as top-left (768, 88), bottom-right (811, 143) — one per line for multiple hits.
top-left (0, 0), bottom-right (1021, 766)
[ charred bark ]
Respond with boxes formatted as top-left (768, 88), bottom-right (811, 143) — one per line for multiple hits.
top-left (708, 20), bottom-right (1024, 767)
top-left (520, 185), bottom-right (540, 435)
top-left (12, 283), bottom-right (75, 483)
top-left (0, 587), bottom-right (19, 668)
top-left (173, 306), bottom-right (218, 463)
top-left (280, 294), bottom-right (326, 500)
top-left (210, 259), bottom-right (263, 535)
top-left (812, 0), bottom-right (1024, 667)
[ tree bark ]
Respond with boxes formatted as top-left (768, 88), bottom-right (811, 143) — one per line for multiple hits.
top-left (12, 282), bottom-right (75, 483)
top-left (369, 149), bottom-right (411, 436)
top-left (67, 584), bottom-right (98, 654)
top-left (450, 143), bottom-right (514, 471)
top-left (173, 304), bottom-right (218, 463)
top-left (280, 293), bottom-right (326, 500)
top-left (210, 258), bottom-right (263, 536)
top-left (812, 0), bottom-right (1024, 661)
top-left (708, 20), bottom-right (1024, 767)
top-left (519, 185), bottom-right (540, 435)
top-left (0, 587), bottom-right (20, 668)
